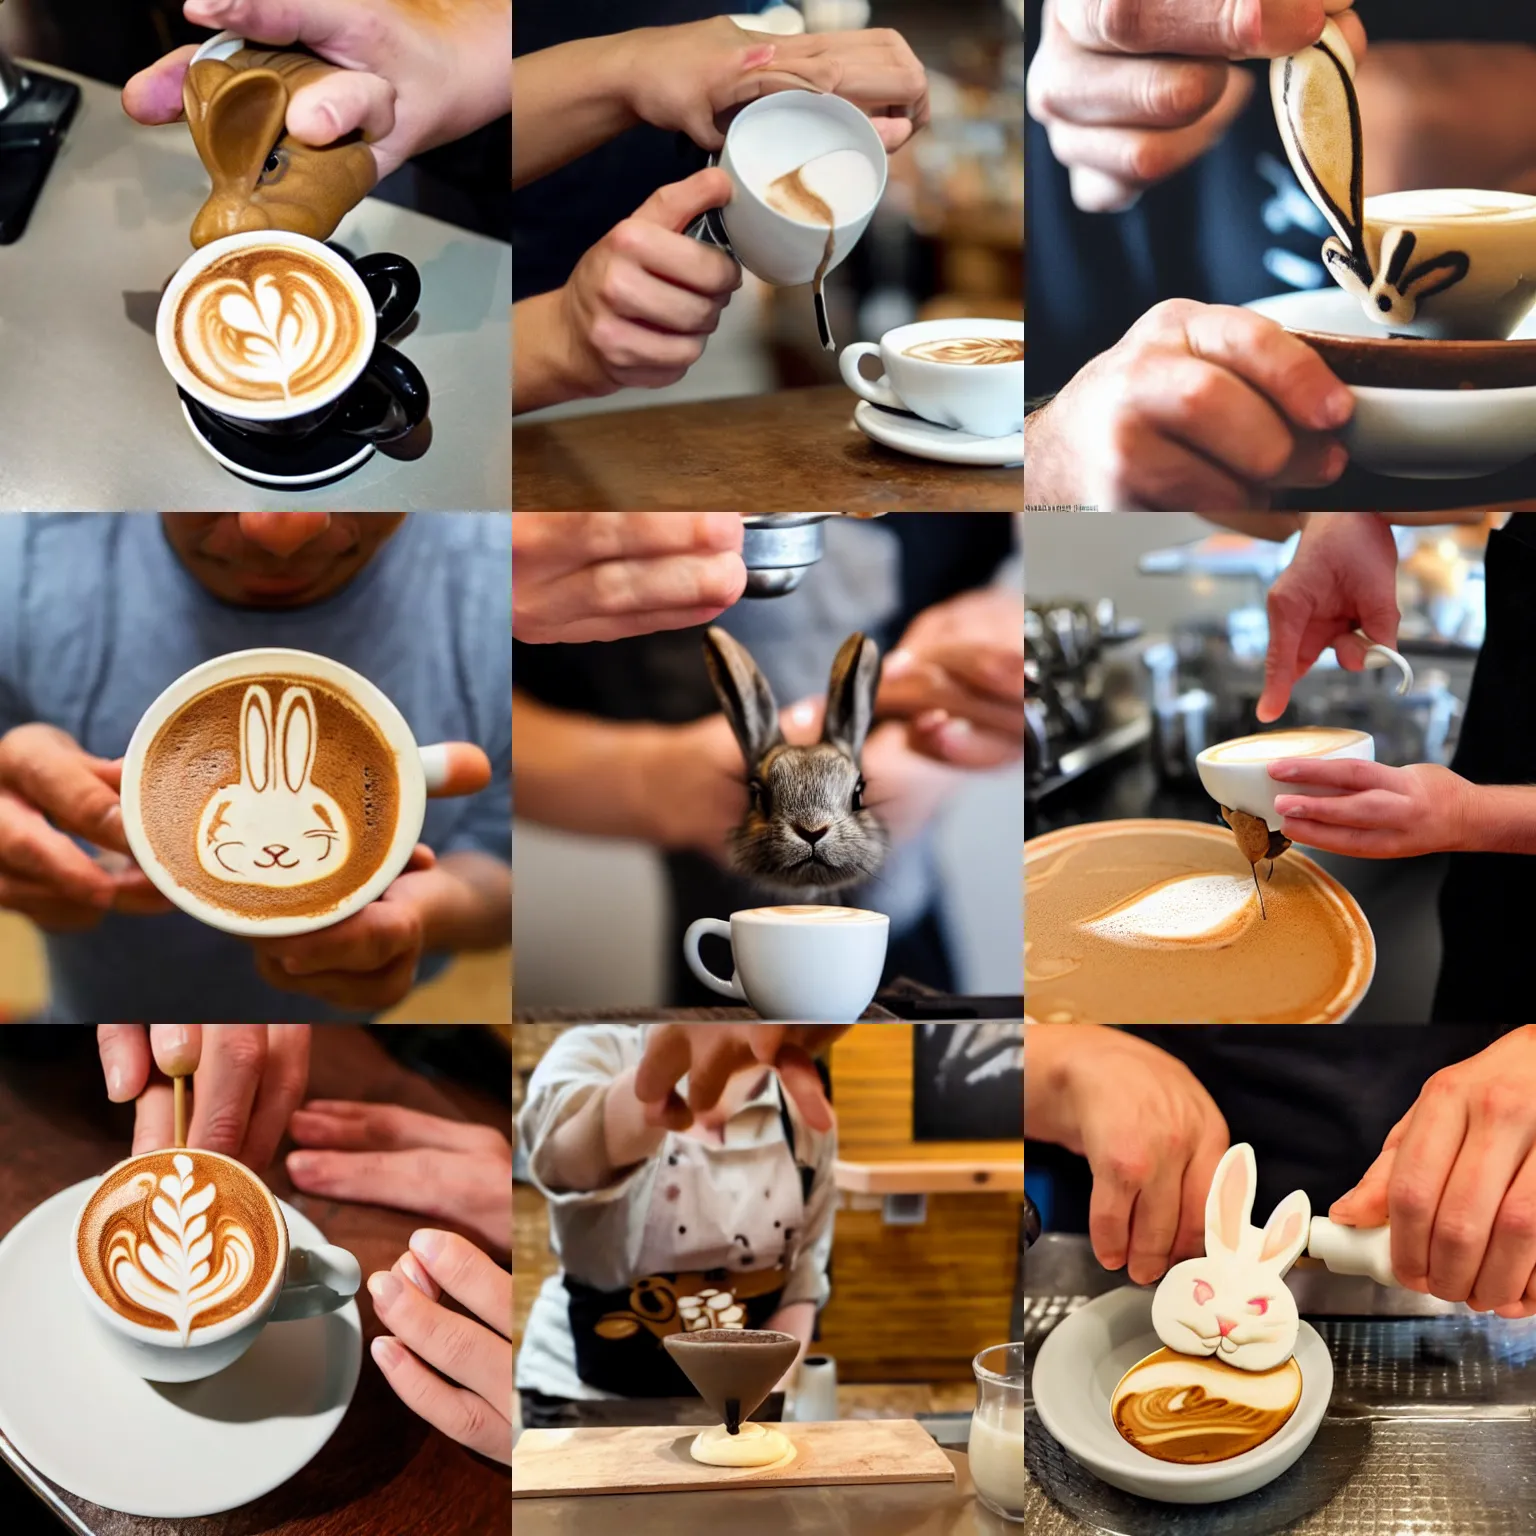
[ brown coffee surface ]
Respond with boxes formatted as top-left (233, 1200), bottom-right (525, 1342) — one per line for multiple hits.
top-left (175, 245), bottom-right (365, 406)
top-left (747, 905), bottom-right (879, 920)
top-left (1025, 819), bottom-right (1371, 1023)
top-left (902, 337), bottom-right (1025, 366)
top-left (78, 1150), bottom-right (282, 1335)
top-left (139, 675), bottom-right (400, 920)
top-left (1112, 1350), bottom-right (1301, 1464)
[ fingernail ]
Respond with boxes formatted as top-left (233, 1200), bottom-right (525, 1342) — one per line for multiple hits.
top-left (1321, 387), bottom-right (1354, 428)
top-left (282, 956), bottom-right (303, 974)
top-left (371, 1335), bottom-right (402, 1368)
top-left (106, 1061), bottom-right (126, 1098)
top-left (789, 701), bottom-right (816, 729)
top-left (882, 649), bottom-right (913, 678)
top-left (368, 1271), bottom-right (401, 1306)
top-left (939, 719), bottom-right (972, 745)
top-left (1273, 798), bottom-right (1299, 816)
top-left (701, 513), bottom-right (741, 549)
top-left (1323, 445), bottom-right (1348, 481)
top-left (409, 1229), bottom-right (446, 1263)
top-left (287, 1151), bottom-right (316, 1177)
top-left (399, 1252), bottom-right (433, 1296)
top-left (1269, 763), bottom-right (1299, 780)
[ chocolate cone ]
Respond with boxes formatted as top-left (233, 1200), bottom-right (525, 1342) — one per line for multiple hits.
top-left (662, 1329), bottom-right (800, 1435)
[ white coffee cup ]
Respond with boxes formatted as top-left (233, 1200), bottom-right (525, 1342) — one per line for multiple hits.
top-left (840, 318), bottom-right (1025, 438)
top-left (719, 91), bottom-right (887, 287)
top-left (70, 1148), bottom-right (360, 1383)
top-left (120, 647), bottom-right (451, 938)
top-left (683, 905), bottom-right (889, 1022)
top-left (1196, 727), bottom-right (1375, 833)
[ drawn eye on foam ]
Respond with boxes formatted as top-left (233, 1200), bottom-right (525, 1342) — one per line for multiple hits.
top-left (194, 684), bottom-right (352, 887)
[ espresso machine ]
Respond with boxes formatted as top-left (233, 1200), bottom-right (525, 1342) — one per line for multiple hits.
top-left (0, 35), bottom-right (79, 242)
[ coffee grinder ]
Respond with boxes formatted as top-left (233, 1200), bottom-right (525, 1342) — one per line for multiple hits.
top-left (0, 37), bottom-right (80, 243)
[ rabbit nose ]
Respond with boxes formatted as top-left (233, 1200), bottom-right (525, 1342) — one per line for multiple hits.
top-left (1215, 1316), bottom-right (1237, 1337)
top-left (793, 824), bottom-right (829, 846)
top-left (263, 844), bottom-right (291, 858)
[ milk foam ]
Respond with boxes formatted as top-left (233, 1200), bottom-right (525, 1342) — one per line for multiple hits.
top-left (1205, 729), bottom-right (1364, 763)
top-left (1081, 875), bottom-right (1256, 945)
top-left (1368, 189), bottom-right (1536, 222)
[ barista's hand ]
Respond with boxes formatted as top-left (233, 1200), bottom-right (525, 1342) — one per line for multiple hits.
top-left (1330, 1026), bottom-right (1536, 1316)
top-left (552, 169), bottom-right (742, 399)
top-left (0, 726), bottom-right (172, 931)
top-left (622, 17), bottom-right (928, 152)
top-left (1025, 301), bottom-right (1354, 512)
top-left (513, 514), bottom-right (746, 644)
top-left (97, 1024), bottom-right (312, 1173)
top-left (1027, 1024), bottom-right (1230, 1285)
top-left (122, 0), bottom-right (512, 180)
top-left (1257, 511), bottom-right (1401, 721)
top-left (1272, 760), bottom-right (1476, 857)
top-left (634, 1024), bottom-right (851, 1133)
top-left (1029, 0), bottom-right (1365, 211)
top-left (879, 588), bottom-right (1024, 768)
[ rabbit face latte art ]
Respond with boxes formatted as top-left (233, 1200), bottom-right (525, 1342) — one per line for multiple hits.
top-left (703, 628), bottom-right (888, 894)
top-left (76, 1151), bottom-right (283, 1344)
top-left (138, 675), bottom-right (400, 922)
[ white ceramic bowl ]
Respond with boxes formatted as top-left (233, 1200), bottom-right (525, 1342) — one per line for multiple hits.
top-left (1031, 1287), bottom-right (1333, 1505)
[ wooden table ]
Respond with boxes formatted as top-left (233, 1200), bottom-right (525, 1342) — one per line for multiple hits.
top-left (513, 387), bottom-right (1022, 511)
top-left (0, 1026), bottom-right (510, 1536)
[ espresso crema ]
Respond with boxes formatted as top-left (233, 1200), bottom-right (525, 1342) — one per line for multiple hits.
top-left (77, 1151), bottom-right (283, 1342)
top-left (174, 245), bottom-right (366, 408)
top-left (901, 337), bottom-right (1024, 366)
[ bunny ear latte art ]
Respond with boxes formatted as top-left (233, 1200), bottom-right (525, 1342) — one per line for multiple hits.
top-left (138, 674), bottom-right (400, 923)
top-left (1112, 1145), bottom-right (1309, 1465)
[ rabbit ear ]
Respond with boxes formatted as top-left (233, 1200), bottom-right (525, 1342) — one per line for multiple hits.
top-left (703, 627), bottom-right (783, 765)
top-left (199, 69), bottom-right (289, 190)
top-left (822, 632), bottom-right (880, 760)
top-left (182, 58), bottom-right (236, 140)
top-left (1259, 1189), bottom-right (1312, 1276)
top-left (239, 686), bottom-right (275, 794)
top-left (276, 688), bottom-right (318, 794)
top-left (1205, 1144), bottom-right (1258, 1260)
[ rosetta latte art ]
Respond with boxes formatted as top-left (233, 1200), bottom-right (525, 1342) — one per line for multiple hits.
top-left (901, 336), bottom-right (1025, 366)
top-left (103, 1154), bottom-right (260, 1343)
top-left (175, 248), bottom-right (365, 407)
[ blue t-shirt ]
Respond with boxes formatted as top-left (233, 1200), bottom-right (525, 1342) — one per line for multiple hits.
top-left (0, 514), bottom-right (511, 1024)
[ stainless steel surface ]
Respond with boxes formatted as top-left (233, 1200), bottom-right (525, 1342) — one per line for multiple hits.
top-left (739, 515), bottom-right (829, 596)
top-left (1025, 1236), bottom-right (1536, 1532)
top-left (0, 50), bottom-right (22, 114)
top-left (0, 68), bottom-right (510, 511)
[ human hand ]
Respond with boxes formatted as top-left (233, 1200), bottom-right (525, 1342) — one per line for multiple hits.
top-left (633, 1024), bottom-right (851, 1133)
top-left (0, 727), bottom-right (172, 931)
top-left (879, 588), bottom-right (1023, 768)
top-left (97, 1024), bottom-right (312, 1172)
top-left (512, 513), bottom-right (746, 644)
top-left (370, 1229), bottom-right (512, 1463)
top-left (1035, 1024), bottom-right (1230, 1284)
top-left (287, 1100), bottom-right (511, 1252)
top-left (1272, 760), bottom-right (1476, 857)
top-left (1257, 511), bottom-right (1401, 721)
top-left (1329, 1026), bottom-right (1536, 1316)
top-left (1025, 301), bottom-right (1355, 511)
top-left (121, 0), bottom-right (512, 180)
top-left (1029, 0), bottom-right (1365, 211)
top-left (623, 17), bottom-right (928, 153)
top-left (554, 169), bottom-right (743, 399)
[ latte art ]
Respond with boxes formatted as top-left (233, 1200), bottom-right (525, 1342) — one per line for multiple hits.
top-left (1202, 727), bottom-right (1369, 763)
top-left (901, 337), bottom-right (1024, 366)
top-left (175, 247), bottom-right (365, 408)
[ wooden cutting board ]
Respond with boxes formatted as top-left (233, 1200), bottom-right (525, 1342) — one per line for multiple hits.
top-left (512, 1419), bottom-right (956, 1497)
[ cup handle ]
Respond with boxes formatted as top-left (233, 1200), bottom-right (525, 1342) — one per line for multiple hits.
top-left (269, 1242), bottom-right (362, 1322)
top-left (839, 344), bottom-right (907, 413)
top-left (353, 251), bottom-right (422, 338)
top-left (336, 342), bottom-right (431, 443)
top-left (1352, 629), bottom-right (1413, 695)
top-left (683, 918), bottom-right (745, 1002)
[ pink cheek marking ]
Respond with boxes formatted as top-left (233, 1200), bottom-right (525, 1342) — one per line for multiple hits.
top-left (1248, 1297), bottom-right (1270, 1315)
top-left (1193, 1280), bottom-right (1214, 1306)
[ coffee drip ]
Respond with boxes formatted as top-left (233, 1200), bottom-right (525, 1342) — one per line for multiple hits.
top-left (1219, 805), bottom-right (1293, 920)
top-left (766, 161), bottom-right (838, 350)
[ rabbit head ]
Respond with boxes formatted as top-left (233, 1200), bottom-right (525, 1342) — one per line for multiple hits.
top-left (1324, 226), bottom-right (1472, 330)
top-left (195, 685), bottom-right (353, 888)
top-left (703, 627), bottom-right (888, 894)
top-left (184, 48), bottom-right (377, 249)
top-left (1150, 1144), bottom-right (1309, 1373)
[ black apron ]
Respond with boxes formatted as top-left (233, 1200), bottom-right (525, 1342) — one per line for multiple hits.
top-left (1432, 517), bottom-right (1536, 1023)
top-left (563, 1085), bottom-right (814, 1398)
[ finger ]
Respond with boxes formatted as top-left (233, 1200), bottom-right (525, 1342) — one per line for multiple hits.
top-left (291, 1100), bottom-right (499, 1153)
top-left (133, 1082), bottom-right (174, 1156)
top-left (633, 1025), bottom-right (698, 1109)
top-left (258, 901), bottom-right (416, 977)
top-left (1058, 0), bottom-right (1330, 58)
top-left (1105, 418), bottom-right (1258, 512)
top-left (872, 117), bottom-right (915, 152)
top-left (186, 1025), bottom-right (269, 1159)
top-left (1332, 1116), bottom-right (1409, 1227)
top-left (98, 1025), bottom-right (151, 1103)
top-left (0, 796), bottom-right (116, 908)
top-left (239, 1025), bottom-right (312, 1173)
top-left (396, 1249), bottom-right (442, 1302)
top-left (408, 1230), bottom-right (513, 1337)
top-left (367, 1268), bottom-right (510, 1407)
top-left (632, 167), bottom-right (738, 237)
top-left (0, 734), bottom-right (132, 854)
top-left (769, 1045), bottom-right (835, 1133)
top-left (1272, 431), bottom-right (1348, 488)
top-left (1088, 1164), bottom-right (1137, 1272)
top-left (1272, 790), bottom-right (1408, 830)
top-left (109, 872), bottom-right (178, 915)
top-left (1068, 164), bottom-right (1145, 213)
top-left (255, 953), bottom-right (418, 1011)
top-left (1125, 1156), bottom-right (1185, 1284)
top-left (582, 312), bottom-right (716, 376)
top-left (371, 1334), bottom-right (511, 1464)
top-left (287, 1147), bottom-right (484, 1225)
top-left (686, 1032), bottom-right (750, 1119)
top-left (1178, 1131), bottom-right (1230, 1259)
top-left (1388, 1080), bottom-right (1470, 1290)
top-left (1259, 584), bottom-right (1314, 723)
top-left (537, 552), bottom-right (747, 632)
top-left (1476, 1155), bottom-right (1536, 1311)
top-left (286, 68), bottom-right (396, 150)
top-left (1031, 50), bottom-right (1231, 129)
top-left (1133, 364), bottom-right (1298, 490)
top-left (428, 744), bottom-right (492, 800)
top-left (517, 513), bottom-right (744, 575)
top-left (150, 1025), bottom-right (202, 1079)
top-left (603, 260), bottom-right (735, 335)
top-left (1276, 817), bottom-right (1403, 857)
top-left (907, 715), bottom-right (1022, 769)
top-left (121, 44), bottom-right (199, 125)
top-left (1269, 758), bottom-right (1400, 791)
top-left (1440, 1114), bottom-right (1536, 1306)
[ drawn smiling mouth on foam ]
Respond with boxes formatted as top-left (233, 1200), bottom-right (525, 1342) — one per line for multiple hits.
top-left (1079, 874), bottom-right (1259, 948)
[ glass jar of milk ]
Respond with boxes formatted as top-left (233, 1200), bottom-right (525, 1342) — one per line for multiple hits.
top-left (969, 1342), bottom-right (1025, 1522)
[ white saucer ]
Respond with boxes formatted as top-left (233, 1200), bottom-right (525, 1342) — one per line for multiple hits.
top-left (853, 401), bottom-right (1024, 467)
top-left (0, 1181), bottom-right (362, 1519)
top-left (1248, 290), bottom-right (1536, 478)
top-left (1031, 1286), bottom-right (1332, 1505)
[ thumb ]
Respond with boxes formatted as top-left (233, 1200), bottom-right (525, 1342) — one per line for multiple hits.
top-left (121, 44), bottom-right (199, 125)
top-left (633, 168), bottom-right (735, 234)
top-left (428, 744), bottom-right (492, 799)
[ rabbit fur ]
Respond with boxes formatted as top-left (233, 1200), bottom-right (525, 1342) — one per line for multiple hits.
top-left (703, 626), bottom-right (888, 895)
top-left (184, 47), bottom-right (377, 249)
